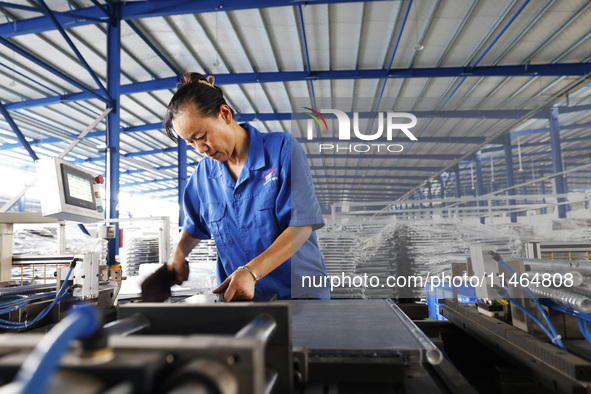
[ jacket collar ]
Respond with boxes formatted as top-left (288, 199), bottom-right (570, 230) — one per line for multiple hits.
top-left (208, 123), bottom-right (266, 183)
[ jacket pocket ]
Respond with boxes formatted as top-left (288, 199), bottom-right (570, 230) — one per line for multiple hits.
top-left (202, 202), bottom-right (233, 247)
top-left (254, 192), bottom-right (280, 244)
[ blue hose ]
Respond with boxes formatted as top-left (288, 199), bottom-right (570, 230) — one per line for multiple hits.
top-left (493, 255), bottom-right (565, 349)
top-left (0, 265), bottom-right (74, 331)
top-left (504, 295), bottom-right (555, 341)
top-left (578, 318), bottom-right (591, 343)
top-left (11, 304), bottom-right (100, 394)
top-left (538, 299), bottom-right (591, 345)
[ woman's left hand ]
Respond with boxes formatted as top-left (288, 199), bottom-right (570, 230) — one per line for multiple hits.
top-left (213, 267), bottom-right (257, 301)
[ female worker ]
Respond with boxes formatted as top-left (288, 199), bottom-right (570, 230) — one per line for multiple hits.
top-left (163, 72), bottom-right (329, 301)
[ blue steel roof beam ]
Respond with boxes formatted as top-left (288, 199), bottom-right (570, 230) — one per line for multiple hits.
top-left (0, 1), bottom-right (391, 37)
top-left (481, 134), bottom-right (591, 155)
top-left (5, 65), bottom-right (591, 111)
top-left (315, 187), bottom-right (407, 194)
top-left (0, 1), bottom-right (104, 22)
top-left (350, 0), bottom-right (412, 184)
top-left (451, 0), bottom-right (556, 112)
top-left (315, 174), bottom-right (426, 180)
top-left (438, 0), bottom-right (531, 112)
top-left (297, 4), bottom-right (329, 193)
top-left (0, 102), bottom-right (39, 161)
top-left (400, 0), bottom-right (525, 153)
top-left (314, 181), bottom-right (417, 186)
top-left (309, 165), bottom-right (441, 172)
top-left (0, 59), bottom-right (63, 97)
top-left (391, 0), bottom-right (441, 110)
top-left (36, 0), bottom-right (112, 104)
top-left (121, 177), bottom-right (176, 188)
top-left (0, 37), bottom-right (109, 104)
top-left (118, 163), bottom-right (442, 176)
top-left (385, 0), bottom-right (535, 205)
top-left (408, 0), bottom-right (478, 106)
top-left (88, 0), bottom-right (111, 18)
top-left (3, 76), bottom-right (180, 112)
top-left (124, 147), bottom-right (177, 158)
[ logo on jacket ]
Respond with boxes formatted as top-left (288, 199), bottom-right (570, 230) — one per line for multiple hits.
top-left (263, 167), bottom-right (278, 186)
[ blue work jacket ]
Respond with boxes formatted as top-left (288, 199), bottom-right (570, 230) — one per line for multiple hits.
top-left (183, 123), bottom-right (329, 299)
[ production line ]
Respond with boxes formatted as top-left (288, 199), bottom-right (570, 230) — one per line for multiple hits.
top-left (0, 158), bottom-right (474, 393)
top-left (3, 158), bottom-right (591, 393)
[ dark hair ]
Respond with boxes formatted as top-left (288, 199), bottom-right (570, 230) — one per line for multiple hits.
top-left (163, 72), bottom-right (233, 142)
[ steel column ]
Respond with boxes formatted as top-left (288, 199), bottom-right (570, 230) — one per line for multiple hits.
top-left (17, 196), bottom-right (25, 212)
top-left (539, 170), bottom-right (547, 215)
top-left (548, 107), bottom-right (567, 219)
top-left (106, 5), bottom-right (121, 265)
top-left (503, 137), bottom-right (517, 223)
top-left (474, 153), bottom-right (485, 224)
top-left (177, 142), bottom-right (187, 227)
top-left (454, 166), bottom-right (461, 198)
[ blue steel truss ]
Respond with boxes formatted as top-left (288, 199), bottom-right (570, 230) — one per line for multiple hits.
top-left (0, 0), bottom-right (585, 222)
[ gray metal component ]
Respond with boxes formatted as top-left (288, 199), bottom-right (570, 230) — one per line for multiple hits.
top-left (290, 299), bottom-right (441, 364)
top-left (72, 253), bottom-right (100, 300)
top-left (0, 223), bottom-right (11, 283)
top-left (469, 244), bottom-right (503, 300)
top-left (165, 359), bottom-right (239, 394)
top-left (0, 213), bottom-right (66, 282)
top-left (0, 330), bottom-right (272, 394)
top-left (235, 315), bottom-right (277, 345)
top-left (103, 314), bottom-right (150, 336)
top-left (385, 299), bottom-right (443, 365)
top-left (524, 258), bottom-right (591, 275)
top-left (442, 299), bottom-right (591, 392)
top-left (529, 285), bottom-right (591, 313)
top-left (117, 302), bottom-right (293, 394)
top-left (33, 253), bottom-right (101, 300)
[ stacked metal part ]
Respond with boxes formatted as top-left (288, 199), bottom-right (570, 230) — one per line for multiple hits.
top-left (401, 222), bottom-right (523, 298)
top-left (317, 220), bottom-right (399, 299)
top-left (318, 220), bottom-right (524, 299)
top-left (124, 237), bottom-right (160, 277)
top-left (186, 238), bottom-right (217, 265)
top-left (355, 227), bottom-right (398, 299)
top-left (316, 232), bottom-right (361, 298)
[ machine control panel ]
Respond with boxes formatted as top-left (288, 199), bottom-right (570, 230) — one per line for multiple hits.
top-left (36, 157), bottom-right (105, 223)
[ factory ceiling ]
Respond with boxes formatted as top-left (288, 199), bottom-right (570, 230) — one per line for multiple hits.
top-left (0, 0), bottom-right (590, 214)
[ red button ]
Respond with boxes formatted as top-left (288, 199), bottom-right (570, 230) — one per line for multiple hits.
top-left (95, 175), bottom-right (104, 184)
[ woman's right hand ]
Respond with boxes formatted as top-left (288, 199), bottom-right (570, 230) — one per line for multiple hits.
top-left (168, 258), bottom-right (189, 285)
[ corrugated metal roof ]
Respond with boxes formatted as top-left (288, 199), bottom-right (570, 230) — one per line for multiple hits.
top-left (0, 0), bottom-right (590, 214)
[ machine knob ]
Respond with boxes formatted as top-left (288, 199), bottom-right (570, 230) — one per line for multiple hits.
top-left (95, 175), bottom-right (104, 184)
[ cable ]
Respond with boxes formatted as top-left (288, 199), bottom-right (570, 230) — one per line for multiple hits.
top-left (490, 252), bottom-right (565, 349)
top-left (503, 294), bottom-right (556, 343)
top-left (527, 298), bottom-right (591, 346)
top-left (578, 318), bottom-right (591, 343)
top-left (0, 293), bottom-right (57, 315)
top-left (0, 264), bottom-right (75, 331)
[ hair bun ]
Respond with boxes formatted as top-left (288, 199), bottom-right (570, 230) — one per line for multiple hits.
top-left (178, 72), bottom-right (216, 89)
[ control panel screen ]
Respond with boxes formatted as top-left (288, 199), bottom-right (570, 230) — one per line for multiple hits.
top-left (61, 164), bottom-right (96, 210)
top-left (67, 172), bottom-right (94, 202)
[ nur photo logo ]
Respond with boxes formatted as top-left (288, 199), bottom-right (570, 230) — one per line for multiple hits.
top-left (303, 108), bottom-right (418, 153)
